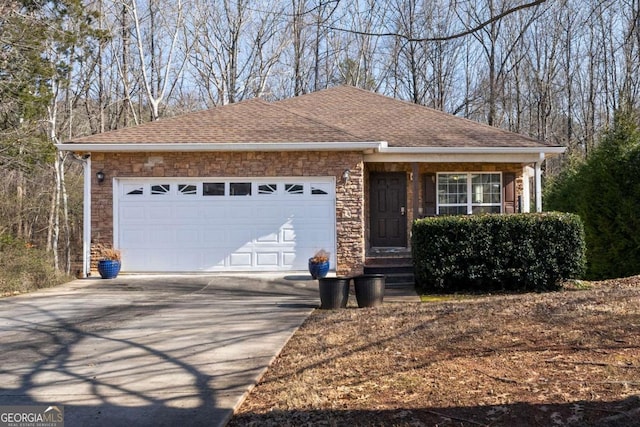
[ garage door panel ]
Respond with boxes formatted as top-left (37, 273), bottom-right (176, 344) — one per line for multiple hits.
top-left (201, 225), bottom-right (226, 240)
top-left (120, 205), bottom-right (146, 222)
top-left (226, 227), bottom-right (253, 249)
top-left (174, 226), bottom-right (201, 246)
top-left (148, 206), bottom-right (173, 221)
top-left (140, 225), bottom-right (176, 248)
top-left (282, 228), bottom-right (296, 243)
top-left (302, 206), bottom-right (334, 221)
top-left (201, 205), bottom-right (228, 220)
top-left (229, 203), bottom-right (255, 220)
top-left (229, 252), bottom-right (252, 267)
top-left (256, 252), bottom-right (279, 267)
top-left (117, 178), bottom-right (335, 272)
top-left (175, 204), bottom-right (201, 219)
top-left (119, 227), bottom-right (145, 247)
top-left (255, 230), bottom-right (280, 243)
top-left (283, 252), bottom-right (297, 266)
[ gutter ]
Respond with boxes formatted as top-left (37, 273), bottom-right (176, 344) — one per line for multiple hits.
top-left (55, 141), bottom-right (388, 152)
top-left (56, 141), bottom-right (565, 156)
top-left (378, 146), bottom-right (566, 155)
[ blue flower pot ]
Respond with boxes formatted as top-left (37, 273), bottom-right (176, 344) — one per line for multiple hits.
top-left (98, 260), bottom-right (121, 279)
top-left (308, 259), bottom-right (329, 279)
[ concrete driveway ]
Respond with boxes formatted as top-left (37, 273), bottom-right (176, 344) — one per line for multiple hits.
top-left (0, 274), bottom-right (319, 426)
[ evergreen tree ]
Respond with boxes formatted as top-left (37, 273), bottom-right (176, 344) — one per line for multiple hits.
top-left (545, 109), bottom-right (640, 279)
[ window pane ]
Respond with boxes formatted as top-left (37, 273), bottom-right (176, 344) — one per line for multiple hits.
top-left (230, 182), bottom-right (251, 196)
top-left (471, 174), bottom-right (500, 204)
top-left (472, 205), bottom-right (501, 214)
top-left (311, 183), bottom-right (329, 195)
top-left (258, 184), bottom-right (277, 194)
top-left (151, 184), bottom-right (170, 195)
top-left (439, 206), bottom-right (467, 215)
top-left (178, 184), bottom-right (197, 195)
top-left (285, 184), bottom-right (304, 194)
top-left (126, 187), bottom-right (143, 195)
top-left (203, 182), bottom-right (225, 196)
top-left (438, 174), bottom-right (467, 205)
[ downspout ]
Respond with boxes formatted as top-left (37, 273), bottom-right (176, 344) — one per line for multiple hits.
top-left (535, 153), bottom-right (544, 213)
top-left (83, 155), bottom-right (92, 277)
top-left (411, 163), bottom-right (420, 218)
top-left (70, 153), bottom-right (92, 278)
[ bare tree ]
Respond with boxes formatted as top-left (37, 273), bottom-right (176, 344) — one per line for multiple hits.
top-left (188, 0), bottom-right (287, 106)
top-left (125, 0), bottom-right (189, 120)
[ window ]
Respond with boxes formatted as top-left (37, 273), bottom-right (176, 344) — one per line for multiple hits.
top-left (438, 173), bottom-right (501, 215)
top-left (151, 184), bottom-right (170, 195)
top-left (230, 182), bottom-right (251, 196)
top-left (125, 185), bottom-right (143, 195)
top-left (285, 184), bottom-right (304, 194)
top-left (311, 183), bottom-right (330, 195)
top-left (203, 182), bottom-right (225, 196)
top-left (258, 184), bottom-right (277, 195)
top-left (178, 184), bottom-right (197, 195)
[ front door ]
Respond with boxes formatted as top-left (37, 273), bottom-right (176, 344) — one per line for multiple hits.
top-left (370, 172), bottom-right (407, 247)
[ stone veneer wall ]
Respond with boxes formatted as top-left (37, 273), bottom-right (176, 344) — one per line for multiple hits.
top-left (90, 151), bottom-right (365, 276)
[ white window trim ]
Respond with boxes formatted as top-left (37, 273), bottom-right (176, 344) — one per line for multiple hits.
top-left (436, 172), bottom-right (503, 215)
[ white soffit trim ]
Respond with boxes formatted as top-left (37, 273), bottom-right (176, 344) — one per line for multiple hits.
top-left (377, 146), bottom-right (566, 155)
top-left (365, 146), bottom-right (565, 163)
top-left (56, 141), bottom-right (387, 152)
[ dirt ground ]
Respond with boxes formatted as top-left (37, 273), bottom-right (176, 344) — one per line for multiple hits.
top-left (230, 277), bottom-right (640, 426)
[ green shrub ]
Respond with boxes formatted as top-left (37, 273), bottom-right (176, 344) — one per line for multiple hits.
top-left (412, 213), bottom-right (586, 293)
top-left (545, 110), bottom-right (640, 279)
top-left (0, 234), bottom-right (70, 295)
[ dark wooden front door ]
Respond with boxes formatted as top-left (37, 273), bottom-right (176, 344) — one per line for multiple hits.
top-left (370, 172), bottom-right (407, 247)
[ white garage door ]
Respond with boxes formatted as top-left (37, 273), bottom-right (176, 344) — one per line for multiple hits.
top-left (115, 178), bottom-right (336, 272)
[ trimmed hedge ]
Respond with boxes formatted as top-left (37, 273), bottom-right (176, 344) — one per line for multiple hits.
top-left (412, 213), bottom-right (586, 293)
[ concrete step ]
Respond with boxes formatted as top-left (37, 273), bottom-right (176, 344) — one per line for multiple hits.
top-left (364, 259), bottom-right (415, 288)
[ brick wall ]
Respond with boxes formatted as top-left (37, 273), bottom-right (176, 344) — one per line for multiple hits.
top-left (89, 151), bottom-right (528, 275)
top-left (90, 151), bottom-right (365, 276)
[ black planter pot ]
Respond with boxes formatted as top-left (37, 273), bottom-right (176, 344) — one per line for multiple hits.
top-left (318, 277), bottom-right (350, 309)
top-left (354, 274), bottom-right (385, 308)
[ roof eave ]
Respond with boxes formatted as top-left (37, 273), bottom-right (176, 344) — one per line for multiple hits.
top-left (365, 146), bottom-right (565, 164)
top-left (378, 146), bottom-right (566, 155)
top-left (56, 141), bottom-right (387, 152)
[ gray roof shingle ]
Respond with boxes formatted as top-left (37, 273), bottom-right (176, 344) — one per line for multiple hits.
top-left (67, 86), bottom-right (557, 149)
top-left (69, 98), bottom-right (367, 144)
top-left (276, 86), bottom-right (553, 148)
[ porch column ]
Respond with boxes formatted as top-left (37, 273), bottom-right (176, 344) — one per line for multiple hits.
top-left (535, 153), bottom-right (544, 213)
top-left (412, 162), bottom-right (420, 218)
top-left (522, 166), bottom-right (532, 213)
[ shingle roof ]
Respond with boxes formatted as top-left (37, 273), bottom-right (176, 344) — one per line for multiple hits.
top-left (67, 85), bottom-right (555, 149)
top-left (276, 86), bottom-right (552, 148)
top-left (69, 98), bottom-right (367, 144)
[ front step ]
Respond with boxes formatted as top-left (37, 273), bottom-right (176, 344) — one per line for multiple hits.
top-left (364, 256), bottom-right (415, 288)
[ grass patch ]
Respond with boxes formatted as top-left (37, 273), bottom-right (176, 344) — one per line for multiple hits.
top-left (420, 294), bottom-right (478, 302)
top-left (561, 279), bottom-right (593, 290)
